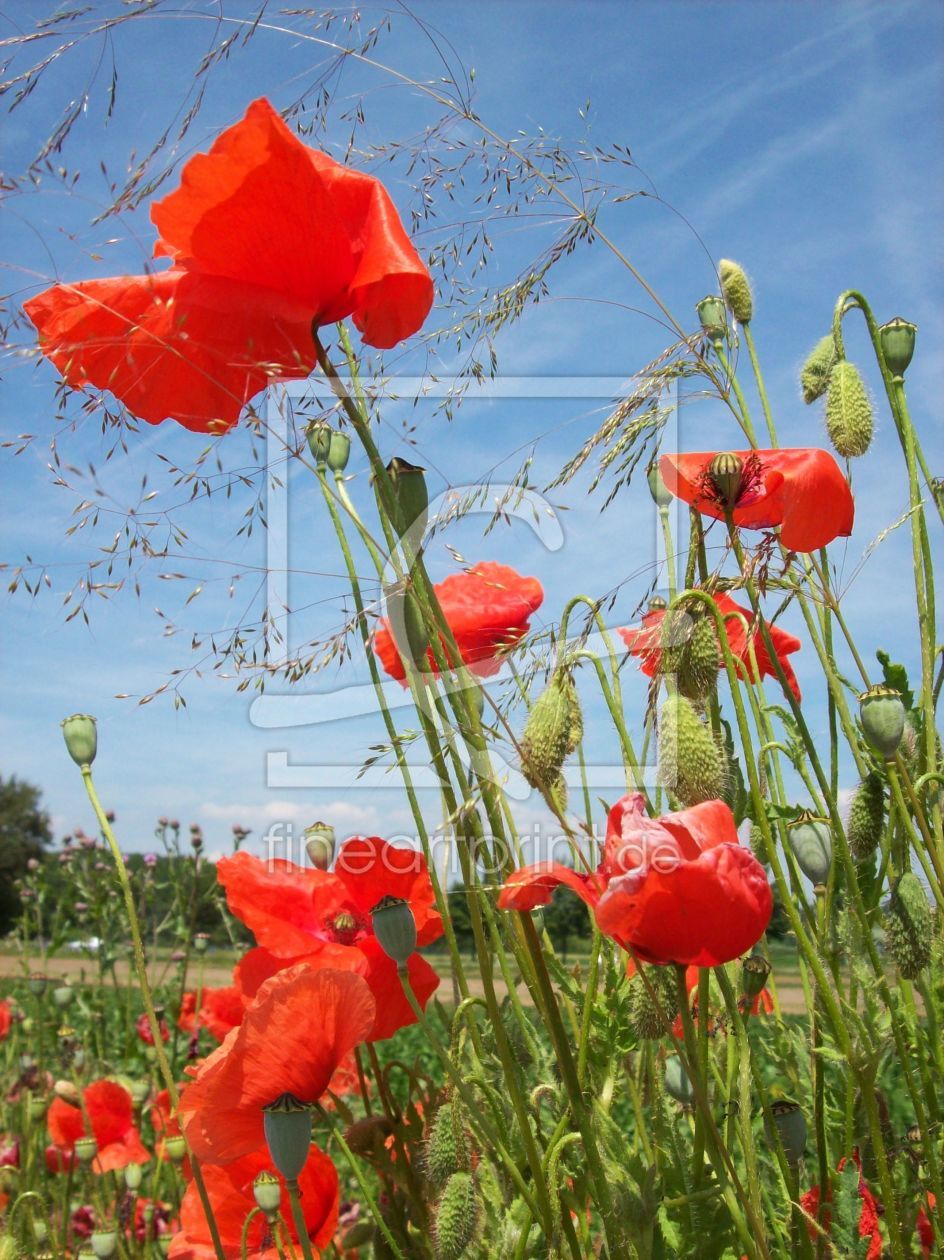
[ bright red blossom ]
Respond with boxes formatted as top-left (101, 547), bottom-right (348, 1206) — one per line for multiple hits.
top-left (374, 562), bottom-right (543, 684)
top-left (0, 999), bottom-right (10, 1041)
top-left (659, 449), bottom-right (854, 553)
top-left (619, 591), bottom-right (803, 701)
top-left (47, 1080), bottom-right (150, 1174)
top-left (24, 98), bottom-right (433, 434)
top-left (500, 793), bottom-right (771, 967)
top-left (178, 984), bottom-right (246, 1043)
top-left (800, 1157), bottom-right (882, 1260)
top-left (219, 836), bottom-right (444, 1041)
top-left (136, 1011), bottom-right (170, 1045)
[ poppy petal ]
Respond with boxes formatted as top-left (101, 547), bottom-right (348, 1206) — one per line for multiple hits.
top-left (217, 853), bottom-right (325, 958)
top-left (334, 836), bottom-right (443, 943)
top-left (498, 862), bottom-right (600, 912)
top-left (357, 936), bottom-right (440, 1041)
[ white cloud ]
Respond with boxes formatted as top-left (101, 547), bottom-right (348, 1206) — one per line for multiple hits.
top-left (199, 798), bottom-right (382, 834)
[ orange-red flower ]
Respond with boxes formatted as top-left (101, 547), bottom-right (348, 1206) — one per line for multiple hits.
top-left (137, 1011), bottom-right (170, 1045)
top-left (374, 561), bottom-right (543, 684)
top-left (499, 793), bottom-right (771, 967)
top-left (24, 98), bottom-right (433, 434)
top-left (619, 591), bottom-right (803, 701)
top-left (800, 1157), bottom-right (882, 1259)
top-left (47, 1080), bottom-right (150, 1173)
top-left (659, 449), bottom-right (854, 552)
top-left (178, 985), bottom-right (246, 1043)
top-left (218, 836), bottom-right (443, 1041)
top-left (179, 965), bottom-right (373, 1164)
top-left (0, 999), bottom-right (10, 1041)
top-left (169, 1145), bottom-right (338, 1260)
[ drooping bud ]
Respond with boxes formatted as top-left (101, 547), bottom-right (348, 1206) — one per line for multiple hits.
top-left (770, 1100), bottom-right (807, 1165)
top-left (659, 605), bottom-right (720, 701)
top-left (252, 1169), bottom-right (283, 1218)
top-left (885, 872), bottom-right (932, 980)
top-left (719, 259), bottom-right (753, 324)
top-left (696, 295), bottom-right (727, 341)
top-left (800, 335), bottom-right (838, 405)
top-left (263, 1093), bottom-right (312, 1183)
top-left (847, 772), bottom-right (886, 859)
top-left (520, 673), bottom-right (575, 791)
top-left (859, 686), bottom-right (906, 759)
top-left (304, 822), bottom-right (335, 871)
top-left (426, 1099), bottom-right (470, 1188)
top-left (647, 458), bottom-right (673, 507)
top-left (385, 457), bottom-right (429, 541)
top-left (371, 896), bottom-right (417, 967)
top-left (91, 1228), bottom-right (119, 1259)
top-left (628, 965), bottom-right (679, 1039)
top-left (74, 1135), bottom-right (99, 1164)
top-left (707, 452), bottom-right (744, 508)
top-left (878, 317), bottom-right (917, 378)
top-left (658, 694), bottom-right (726, 807)
top-left (663, 1056), bottom-right (695, 1105)
top-left (434, 1171), bottom-right (480, 1260)
top-left (787, 812), bottom-right (832, 885)
top-left (741, 954), bottom-right (771, 1003)
top-left (825, 361), bottom-right (874, 457)
top-left (62, 714), bottom-right (97, 768)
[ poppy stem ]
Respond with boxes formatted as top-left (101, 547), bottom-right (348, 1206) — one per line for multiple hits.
top-left (740, 324), bottom-right (779, 447)
top-left (285, 1182), bottom-right (316, 1260)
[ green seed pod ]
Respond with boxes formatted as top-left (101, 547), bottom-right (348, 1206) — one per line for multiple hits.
top-left (859, 685), bottom-right (906, 759)
top-left (123, 1161), bottom-right (143, 1190)
top-left (707, 451), bottom-right (744, 507)
top-left (520, 675), bottom-right (572, 790)
top-left (252, 1170), bottom-right (283, 1217)
top-left (663, 1056), bottom-right (695, 1105)
top-left (52, 983), bottom-right (74, 1009)
top-left (741, 954), bottom-right (771, 1002)
top-left (878, 317), bottom-right (917, 378)
top-left (62, 714), bottom-right (97, 768)
top-left (74, 1136), bottom-right (98, 1164)
top-left (885, 872), bottom-right (933, 979)
top-left (629, 966), bottom-right (679, 1039)
top-left (29, 972), bottom-right (48, 997)
top-left (91, 1229), bottom-right (119, 1259)
top-left (305, 420), bottom-right (332, 465)
top-left (371, 895), bottom-right (417, 967)
top-left (164, 1135), bottom-right (187, 1163)
top-left (263, 1093), bottom-right (312, 1183)
top-left (435, 1171), bottom-right (479, 1260)
top-left (787, 812), bottom-right (832, 885)
top-left (800, 335), bottom-right (838, 405)
top-left (647, 458), bottom-right (673, 507)
top-left (847, 772), bottom-right (886, 859)
top-left (426, 1099), bottom-right (470, 1189)
top-left (719, 259), bottom-right (753, 323)
top-left (304, 822), bottom-right (335, 871)
top-left (770, 1100), bottom-right (807, 1166)
top-left (696, 295), bottom-right (727, 341)
top-left (659, 695), bottom-right (726, 806)
top-left (825, 361), bottom-right (874, 458)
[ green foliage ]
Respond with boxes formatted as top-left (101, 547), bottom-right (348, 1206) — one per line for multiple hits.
top-left (0, 772), bottom-right (51, 935)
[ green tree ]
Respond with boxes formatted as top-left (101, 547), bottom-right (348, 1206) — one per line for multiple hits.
top-left (0, 773), bottom-right (52, 935)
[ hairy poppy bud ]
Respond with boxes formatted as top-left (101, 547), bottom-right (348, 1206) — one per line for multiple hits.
top-left (629, 965), bottom-right (679, 1039)
top-left (885, 872), bottom-right (932, 979)
top-left (647, 458), bottom-right (673, 507)
top-left (663, 1056), bottom-right (695, 1105)
top-left (371, 896), bottom-right (417, 967)
top-left (696, 295), bottom-right (727, 341)
top-left (123, 1161), bottom-right (143, 1190)
top-left (426, 1099), bottom-right (470, 1188)
top-left (660, 606), bottom-right (720, 701)
top-left (800, 335), bottom-right (838, 405)
top-left (770, 1100), bottom-right (806, 1165)
top-left (848, 772), bottom-right (885, 859)
top-left (859, 685), bottom-right (905, 759)
top-left (304, 822), bottom-right (335, 871)
top-left (263, 1093), bottom-right (312, 1183)
top-left (434, 1171), bottom-right (480, 1260)
top-left (74, 1135), bottom-right (98, 1164)
top-left (520, 673), bottom-right (575, 791)
top-left (707, 452), bottom-right (744, 508)
top-left (741, 954), bottom-right (771, 1003)
top-left (787, 812), bottom-right (832, 885)
top-left (252, 1170), bottom-right (283, 1218)
top-left (825, 361), bottom-right (873, 458)
top-left (659, 694), bottom-right (726, 807)
top-left (385, 456), bottom-right (428, 541)
top-left (91, 1228), bottom-right (119, 1259)
top-left (878, 317), bottom-right (917, 378)
top-left (719, 259), bottom-right (753, 323)
top-left (62, 714), bottom-right (97, 768)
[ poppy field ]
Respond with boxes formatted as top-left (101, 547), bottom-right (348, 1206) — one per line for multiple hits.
top-left (1, 7), bottom-right (942, 1260)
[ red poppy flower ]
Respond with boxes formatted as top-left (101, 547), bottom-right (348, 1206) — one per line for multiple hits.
top-left (0, 999), bottom-right (10, 1041)
top-left (499, 792), bottom-right (771, 967)
top-left (149, 1088), bottom-right (181, 1143)
top-left (24, 97), bottom-right (433, 434)
top-left (619, 591), bottom-right (802, 701)
top-left (179, 965), bottom-right (373, 1164)
top-left (659, 449), bottom-right (854, 552)
top-left (374, 562), bottom-right (544, 684)
top-left (47, 1079), bottom-right (151, 1173)
top-left (137, 1011), bottom-right (170, 1045)
top-left (178, 985), bottom-right (245, 1043)
top-left (169, 1145), bottom-right (338, 1260)
top-left (218, 836), bottom-right (444, 1041)
top-left (800, 1157), bottom-right (882, 1260)
top-left (918, 1194), bottom-right (936, 1257)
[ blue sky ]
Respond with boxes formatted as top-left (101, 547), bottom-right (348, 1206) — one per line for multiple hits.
top-left (1, 1), bottom-right (941, 861)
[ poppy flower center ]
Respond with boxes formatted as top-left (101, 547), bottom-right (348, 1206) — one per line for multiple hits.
top-left (697, 451), bottom-right (764, 510)
top-left (326, 909), bottom-right (366, 945)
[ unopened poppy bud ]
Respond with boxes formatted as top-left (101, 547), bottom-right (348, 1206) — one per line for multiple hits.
top-left (885, 872), bottom-right (932, 979)
top-left (629, 966), bottom-right (679, 1039)
top-left (74, 1136), bottom-right (98, 1164)
top-left (385, 456), bottom-right (428, 540)
top-left (123, 1162), bottom-right (143, 1190)
top-left (741, 954), bottom-right (771, 1003)
top-left (787, 811), bottom-right (832, 885)
top-left (647, 458), bottom-right (673, 507)
top-left (719, 259), bottom-right (753, 323)
top-left (659, 694), bottom-right (726, 807)
top-left (434, 1171), bottom-right (480, 1260)
top-left (29, 972), bottom-right (48, 997)
top-left (859, 685), bottom-right (906, 759)
top-left (848, 772), bottom-right (886, 859)
top-left (770, 1100), bottom-right (806, 1165)
top-left (520, 673), bottom-right (576, 791)
top-left (800, 335), bottom-right (838, 404)
top-left (426, 1099), bottom-right (470, 1188)
top-left (879, 317), bottom-right (917, 378)
top-left (696, 295), bottom-right (727, 340)
top-left (304, 822), bottom-right (335, 871)
top-left (252, 1169), bottom-right (283, 1218)
top-left (263, 1093), bottom-right (312, 1182)
top-left (164, 1135), bottom-right (187, 1163)
top-left (193, 933), bottom-right (210, 954)
top-left (55, 1079), bottom-right (80, 1105)
top-left (371, 895), bottom-right (417, 967)
top-left (53, 983), bottom-right (75, 1009)
top-left (305, 420), bottom-right (332, 466)
top-left (825, 361), bottom-right (873, 458)
top-left (708, 452), bottom-right (744, 507)
top-left (62, 714), bottom-right (97, 767)
top-left (91, 1228), bottom-right (119, 1259)
top-left (663, 1056), bottom-right (695, 1105)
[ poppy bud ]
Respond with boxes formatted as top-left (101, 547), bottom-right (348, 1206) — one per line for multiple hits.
top-left (306, 420), bottom-right (332, 465)
top-left (707, 452), bottom-right (744, 508)
top-left (741, 954), bottom-right (771, 1003)
top-left (520, 672), bottom-right (577, 791)
top-left (384, 581), bottom-right (430, 672)
top-left (878, 317), bottom-right (917, 378)
top-left (426, 1099), bottom-right (470, 1188)
top-left (848, 772), bottom-right (886, 859)
top-left (91, 1228), bottom-right (118, 1259)
top-left (371, 895), bottom-right (417, 968)
top-left (859, 685), bottom-right (906, 759)
top-left (663, 1056), bottom-right (695, 1105)
top-left (647, 458), bottom-right (673, 507)
top-left (62, 714), bottom-right (97, 768)
top-left (54, 1079), bottom-right (80, 1105)
top-left (164, 1135), bottom-right (187, 1163)
top-left (124, 1161), bottom-right (143, 1190)
top-left (885, 872), bottom-right (932, 979)
top-left (252, 1170), bottom-right (283, 1218)
top-left (434, 1171), bottom-right (480, 1260)
top-left (304, 822), bottom-right (335, 871)
top-left (696, 295), bottom-right (727, 341)
top-left (385, 456), bottom-right (428, 540)
top-left (660, 606), bottom-right (720, 701)
top-left (825, 361), bottom-right (874, 458)
top-left (719, 259), bottom-right (753, 324)
top-left (787, 812), bottom-right (832, 885)
top-left (29, 972), bottom-right (48, 997)
top-left (658, 694), bottom-right (726, 807)
top-left (74, 1136), bottom-right (98, 1164)
top-left (770, 1100), bottom-right (807, 1165)
top-left (263, 1093), bottom-right (312, 1183)
top-left (800, 335), bottom-right (838, 405)
top-left (53, 983), bottom-right (75, 1009)
top-left (629, 965), bottom-right (679, 1039)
